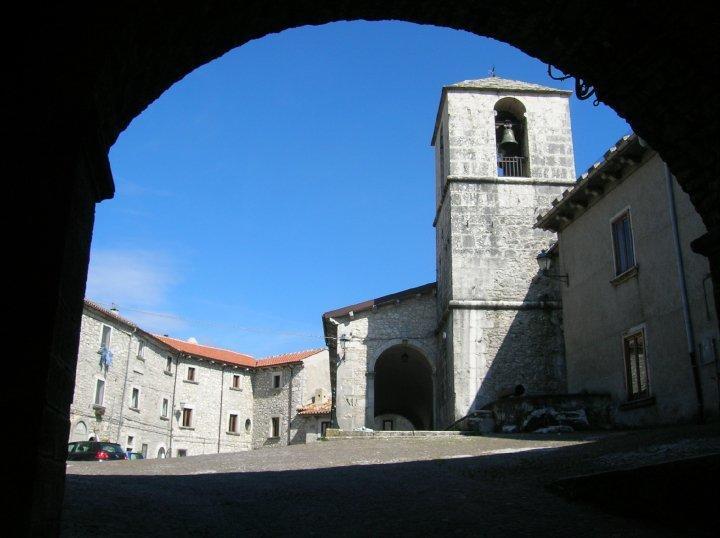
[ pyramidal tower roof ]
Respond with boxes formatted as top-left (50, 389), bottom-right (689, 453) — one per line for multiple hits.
top-left (446, 76), bottom-right (571, 95)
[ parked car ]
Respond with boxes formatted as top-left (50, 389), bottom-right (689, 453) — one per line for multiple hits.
top-left (67, 441), bottom-right (128, 461)
top-left (128, 452), bottom-right (144, 460)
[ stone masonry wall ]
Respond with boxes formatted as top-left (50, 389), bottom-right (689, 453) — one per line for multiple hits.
top-left (444, 91), bottom-right (575, 181)
top-left (71, 308), bottom-right (257, 458)
top-left (115, 334), bottom-right (176, 457)
top-left (435, 88), bottom-right (575, 420)
top-left (172, 357), bottom-right (253, 456)
top-left (252, 365), bottom-right (303, 449)
top-left (70, 311), bottom-right (136, 444)
top-left (70, 309), bottom-right (177, 457)
top-left (333, 293), bottom-right (438, 431)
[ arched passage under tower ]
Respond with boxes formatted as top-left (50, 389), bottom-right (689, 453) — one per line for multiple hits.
top-left (373, 345), bottom-right (434, 431)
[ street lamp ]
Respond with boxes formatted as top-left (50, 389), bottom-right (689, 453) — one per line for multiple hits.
top-left (536, 249), bottom-right (569, 286)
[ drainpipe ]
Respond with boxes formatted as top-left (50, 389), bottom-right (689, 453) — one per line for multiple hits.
top-left (116, 327), bottom-right (137, 442)
top-left (217, 365), bottom-right (226, 453)
top-left (665, 163), bottom-right (705, 423)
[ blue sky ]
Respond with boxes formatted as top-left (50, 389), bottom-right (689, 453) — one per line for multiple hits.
top-left (88, 21), bottom-right (629, 357)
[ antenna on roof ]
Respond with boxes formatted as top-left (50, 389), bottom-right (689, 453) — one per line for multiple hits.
top-left (489, 65), bottom-right (497, 77)
top-left (110, 303), bottom-right (119, 313)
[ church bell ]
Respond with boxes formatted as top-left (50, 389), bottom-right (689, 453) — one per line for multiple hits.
top-left (499, 123), bottom-right (518, 151)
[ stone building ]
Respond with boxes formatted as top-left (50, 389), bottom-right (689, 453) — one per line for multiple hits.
top-left (535, 134), bottom-right (719, 425)
top-left (324, 77), bottom-right (575, 430)
top-left (69, 300), bottom-right (330, 457)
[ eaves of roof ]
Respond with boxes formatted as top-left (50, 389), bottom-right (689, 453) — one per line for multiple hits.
top-left (534, 133), bottom-right (652, 232)
top-left (322, 282), bottom-right (437, 321)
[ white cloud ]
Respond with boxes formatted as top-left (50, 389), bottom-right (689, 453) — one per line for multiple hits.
top-left (86, 249), bottom-right (180, 310)
top-left (86, 249), bottom-right (190, 336)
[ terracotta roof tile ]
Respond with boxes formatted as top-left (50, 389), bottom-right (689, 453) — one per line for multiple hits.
top-left (255, 349), bottom-right (325, 368)
top-left (156, 336), bottom-right (256, 368)
top-left (297, 400), bottom-right (331, 416)
top-left (158, 337), bottom-right (325, 369)
top-left (84, 299), bottom-right (324, 370)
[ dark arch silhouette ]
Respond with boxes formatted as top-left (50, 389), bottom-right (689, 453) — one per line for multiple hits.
top-left (13, 3), bottom-right (718, 533)
top-left (374, 345), bottom-right (434, 430)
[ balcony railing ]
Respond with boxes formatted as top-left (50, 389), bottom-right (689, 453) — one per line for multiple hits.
top-left (497, 156), bottom-right (527, 178)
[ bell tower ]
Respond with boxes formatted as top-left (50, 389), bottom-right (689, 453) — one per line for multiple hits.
top-left (431, 77), bottom-right (577, 426)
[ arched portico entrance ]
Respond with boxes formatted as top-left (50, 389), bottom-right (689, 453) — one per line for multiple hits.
top-left (373, 345), bottom-right (434, 431)
top-left (17, 3), bottom-right (719, 533)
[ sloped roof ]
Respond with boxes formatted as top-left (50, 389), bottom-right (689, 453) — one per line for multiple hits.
top-left (535, 133), bottom-right (651, 232)
top-left (322, 282), bottom-right (436, 320)
top-left (157, 336), bottom-right (324, 368)
top-left (84, 299), bottom-right (327, 369)
top-left (84, 299), bottom-right (140, 330)
top-left (297, 400), bottom-right (331, 416)
top-left (157, 335), bottom-right (256, 367)
top-left (255, 349), bottom-right (325, 368)
top-left (446, 77), bottom-right (571, 95)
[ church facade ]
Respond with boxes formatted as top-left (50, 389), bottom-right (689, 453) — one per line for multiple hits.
top-left (324, 78), bottom-right (577, 430)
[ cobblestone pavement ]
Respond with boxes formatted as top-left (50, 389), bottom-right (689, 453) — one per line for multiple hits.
top-left (62, 424), bottom-right (720, 537)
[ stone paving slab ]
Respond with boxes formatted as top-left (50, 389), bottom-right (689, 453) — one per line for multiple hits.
top-left (325, 428), bottom-right (465, 439)
top-left (62, 424), bottom-right (719, 537)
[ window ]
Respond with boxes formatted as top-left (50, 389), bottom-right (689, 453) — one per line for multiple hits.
top-left (94, 379), bottom-right (105, 406)
top-left (141, 444), bottom-right (148, 458)
top-left (161, 398), bottom-right (169, 418)
top-left (126, 436), bottom-right (134, 451)
top-left (187, 367), bottom-right (196, 382)
top-left (272, 373), bottom-right (281, 389)
top-left (232, 374), bottom-right (241, 389)
top-left (100, 325), bottom-right (112, 349)
top-left (165, 356), bottom-right (173, 373)
top-left (177, 449), bottom-right (187, 457)
top-left (182, 408), bottom-right (193, 428)
top-left (624, 329), bottom-right (650, 400)
top-left (157, 447), bottom-right (166, 459)
top-left (245, 418), bottom-right (252, 432)
top-left (228, 414), bottom-right (238, 433)
top-left (130, 388), bottom-right (139, 409)
top-left (612, 211), bottom-right (636, 275)
top-left (270, 417), bottom-right (280, 438)
top-left (137, 341), bottom-right (145, 359)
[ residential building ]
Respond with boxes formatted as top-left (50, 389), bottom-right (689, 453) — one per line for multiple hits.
top-left (535, 134), bottom-right (719, 424)
top-left (69, 300), bottom-right (331, 457)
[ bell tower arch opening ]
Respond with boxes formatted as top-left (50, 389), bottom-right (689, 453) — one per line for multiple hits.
top-left (494, 97), bottom-right (528, 177)
top-left (373, 345), bottom-right (433, 431)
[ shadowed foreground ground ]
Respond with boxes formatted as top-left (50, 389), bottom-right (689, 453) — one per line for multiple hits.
top-left (62, 425), bottom-right (720, 536)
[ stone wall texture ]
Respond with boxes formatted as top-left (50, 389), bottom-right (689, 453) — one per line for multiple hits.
top-left (332, 293), bottom-right (438, 430)
top-left (435, 87), bottom-right (574, 421)
top-left (71, 307), bottom-right (326, 458)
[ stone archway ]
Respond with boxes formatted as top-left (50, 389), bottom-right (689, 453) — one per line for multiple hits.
top-left (373, 345), bottom-right (434, 431)
top-left (16, 3), bottom-right (719, 533)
